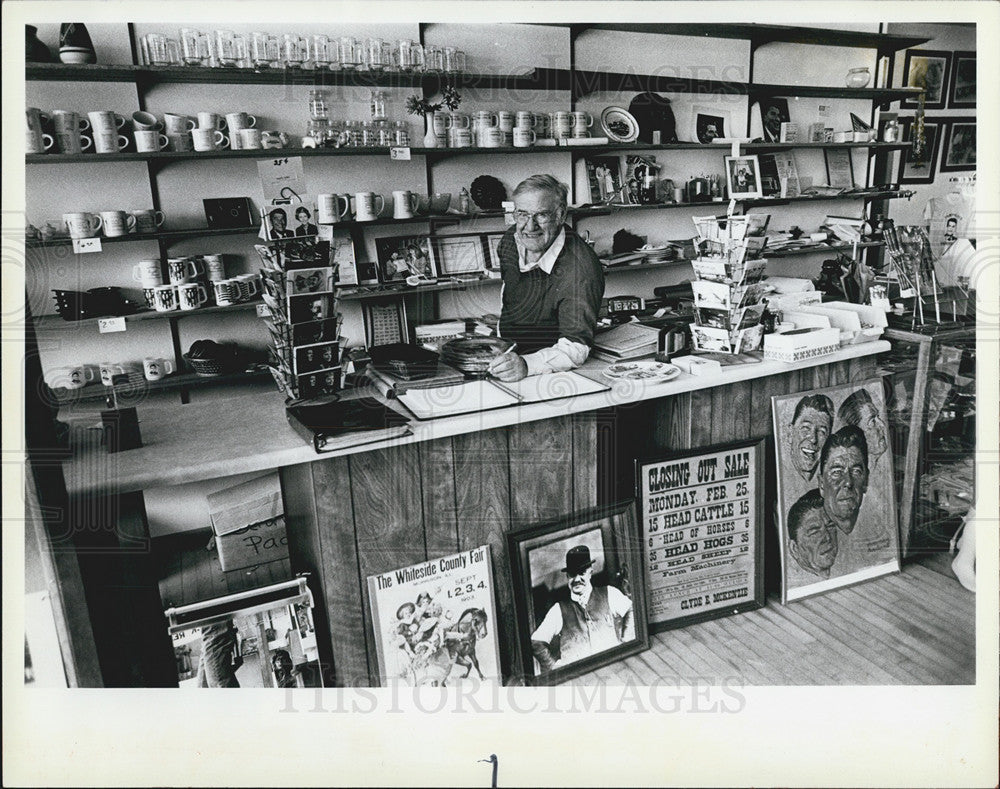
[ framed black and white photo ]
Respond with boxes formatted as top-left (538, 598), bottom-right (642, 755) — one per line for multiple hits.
top-left (375, 235), bottom-right (436, 283)
top-left (636, 439), bottom-right (765, 632)
top-left (507, 501), bottom-right (648, 685)
top-left (431, 234), bottom-right (487, 276)
top-left (824, 148), bottom-right (855, 190)
top-left (756, 97), bottom-right (789, 142)
top-left (948, 51), bottom-right (976, 109)
top-left (484, 232), bottom-right (506, 271)
top-left (897, 116), bottom-right (941, 185)
top-left (584, 155), bottom-right (627, 204)
top-left (691, 105), bottom-right (730, 144)
top-left (940, 120), bottom-right (976, 172)
top-left (725, 154), bottom-right (763, 199)
top-left (772, 379), bottom-right (900, 603)
top-left (901, 49), bottom-right (951, 110)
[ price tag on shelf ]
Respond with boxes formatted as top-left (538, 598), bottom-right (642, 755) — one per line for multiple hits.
top-left (727, 198), bottom-right (737, 216)
top-left (390, 147), bottom-right (411, 161)
top-left (97, 316), bottom-right (126, 334)
top-left (72, 237), bottom-right (102, 254)
top-left (731, 141), bottom-right (741, 158)
top-left (255, 304), bottom-right (269, 318)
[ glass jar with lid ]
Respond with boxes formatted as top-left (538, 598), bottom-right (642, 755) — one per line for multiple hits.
top-left (845, 67), bottom-right (872, 88)
top-left (309, 90), bottom-right (329, 120)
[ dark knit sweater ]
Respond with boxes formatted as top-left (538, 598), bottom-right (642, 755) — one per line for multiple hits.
top-left (497, 226), bottom-right (605, 355)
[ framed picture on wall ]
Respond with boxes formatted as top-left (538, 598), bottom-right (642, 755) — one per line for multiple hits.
top-left (507, 501), bottom-right (648, 685)
top-left (939, 120), bottom-right (976, 172)
top-left (901, 49), bottom-right (951, 110)
top-left (430, 234), bottom-right (487, 276)
top-left (772, 379), bottom-right (900, 603)
top-left (948, 51), bottom-right (976, 109)
top-left (896, 117), bottom-right (941, 185)
top-left (635, 439), bottom-right (765, 632)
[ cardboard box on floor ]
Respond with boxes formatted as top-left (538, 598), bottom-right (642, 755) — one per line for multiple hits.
top-left (207, 472), bottom-right (288, 572)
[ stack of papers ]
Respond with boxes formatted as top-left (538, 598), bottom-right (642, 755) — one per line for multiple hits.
top-left (591, 322), bottom-right (661, 361)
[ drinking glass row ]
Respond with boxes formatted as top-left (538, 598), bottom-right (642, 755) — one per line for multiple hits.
top-left (142, 31), bottom-right (468, 73)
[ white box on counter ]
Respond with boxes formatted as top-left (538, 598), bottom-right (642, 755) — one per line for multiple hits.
top-left (763, 327), bottom-right (840, 362)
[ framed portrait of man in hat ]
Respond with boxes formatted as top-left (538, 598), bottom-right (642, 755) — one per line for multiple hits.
top-left (507, 501), bottom-right (649, 685)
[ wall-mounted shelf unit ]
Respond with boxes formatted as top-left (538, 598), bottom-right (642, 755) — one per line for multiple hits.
top-left (53, 369), bottom-right (271, 405)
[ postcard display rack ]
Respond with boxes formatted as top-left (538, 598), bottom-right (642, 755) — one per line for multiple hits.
top-left (256, 238), bottom-right (343, 401)
top-left (689, 215), bottom-right (767, 355)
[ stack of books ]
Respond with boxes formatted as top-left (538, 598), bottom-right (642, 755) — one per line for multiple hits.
top-left (591, 322), bottom-right (661, 361)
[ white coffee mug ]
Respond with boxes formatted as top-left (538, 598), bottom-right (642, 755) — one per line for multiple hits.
top-left (197, 112), bottom-right (226, 131)
top-left (571, 110), bottom-right (593, 129)
top-left (552, 111), bottom-right (573, 139)
top-left (473, 111), bottom-right (497, 127)
top-left (432, 111), bottom-right (453, 135)
top-left (238, 128), bottom-right (262, 149)
top-left (133, 259), bottom-right (164, 287)
top-left (203, 254), bottom-right (226, 281)
top-left (513, 126), bottom-right (536, 148)
top-left (449, 112), bottom-right (471, 129)
top-left (142, 357), bottom-right (175, 381)
top-left (515, 111), bottom-right (536, 129)
top-left (100, 211), bottom-right (137, 237)
top-left (354, 192), bottom-right (385, 222)
top-left (192, 128), bottom-right (229, 151)
top-left (213, 279), bottom-right (240, 306)
top-left (167, 257), bottom-right (204, 285)
top-left (166, 133), bottom-right (193, 152)
top-left (449, 127), bottom-right (472, 148)
top-left (225, 112), bottom-right (257, 150)
top-left (88, 110), bottom-right (126, 134)
top-left (235, 273), bottom-right (260, 301)
top-left (163, 113), bottom-right (196, 134)
top-left (99, 361), bottom-right (127, 386)
top-left (45, 364), bottom-right (96, 390)
top-left (26, 108), bottom-right (55, 154)
top-left (497, 110), bottom-right (516, 132)
top-left (134, 129), bottom-right (169, 152)
top-left (93, 129), bottom-right (130, 154)
top-left (131, 111), bottom-right (161, 131)
top-left (130, 209), bottom-right (165, 234)
top-left (63, 212), bottom-right (102, 239)
top-left (481, 126), bottom-right (504, 148)
top-left (392, 190), bottom-right (419, 220)
top-left (177, 282), bottom-right (209, 310)
top-left (52, 110), bottom-right (93, 154)
top-left (152, 284), bottom-right (178, 312)
top-left (317, 193), bottom-right (350, 224)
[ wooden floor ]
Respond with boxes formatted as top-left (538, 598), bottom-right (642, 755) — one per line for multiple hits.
top-left (574, 558), bottom-right (976, 685)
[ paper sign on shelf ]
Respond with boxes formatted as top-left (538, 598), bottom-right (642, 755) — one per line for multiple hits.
top-left (98, 317), bottom-right (126, 334)
top-left (257, 156), bottom-right (306, 203)
top-left (73, 237), bottom-right (102, 254)
top-left (255, 304), bottom-right (269, 318)
top-left (389, 147), bottom-right (411, 161)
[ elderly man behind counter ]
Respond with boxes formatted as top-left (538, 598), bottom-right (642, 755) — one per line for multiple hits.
top-left (487, 174), bottom-right (605, 382)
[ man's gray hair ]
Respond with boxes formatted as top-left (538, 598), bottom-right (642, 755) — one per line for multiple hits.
top-left (513, 174), bottom-right (569, 208)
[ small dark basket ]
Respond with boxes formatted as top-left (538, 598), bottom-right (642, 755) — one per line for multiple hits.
top-left (53, 289), bottom-right (95, 321)
top-left (183, 351), bottom-right (241, 377)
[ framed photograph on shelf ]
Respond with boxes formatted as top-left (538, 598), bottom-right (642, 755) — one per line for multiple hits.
top-left (897, 117), bottom-right (941, 184)
top-left (772, 379), bottom-right (900, 603)
top-left (757, 152), bottom-right (800, 197)
top-left (635, 439), bottom-right (765, 632)
top-left (691, 105), bottom-right (731, 144)
top-left (507, 501), bottom-right (649, 686)
top-left (484, 232), bottom-right (506, 271)
top-left (363, 297), bottom-right (408, 347)
top-left (431, 233), bottom-right (487, 276)
top-left (901, 49), bottom-right (951, 110)
top-left (824, 148), bottom-right (855, 190)
top-left (584, 155), bottom-right (627, 204)
top-left (725, 154), bottom-right (764, 199)
top-left (756, 97), bottom-right (789, 143)
top-left (374, 235), bottom-right (435, 283)
top-left (366, 545), bottom-right (502, 687)
top-left (948, 51), bottom-right (976, 109)
top-left (939, 120), bottom-right (976, 172)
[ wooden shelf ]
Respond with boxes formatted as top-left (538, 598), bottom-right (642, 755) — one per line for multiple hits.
top-left (336, 277), bottom-right (501, 301)
top-left (53, 369), bottom-right (272, 404)
top-left (34, 300), bottom-right (263, 328)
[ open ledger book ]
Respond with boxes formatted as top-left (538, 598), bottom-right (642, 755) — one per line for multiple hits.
top-left (395, 370), bottom-right (610, 420)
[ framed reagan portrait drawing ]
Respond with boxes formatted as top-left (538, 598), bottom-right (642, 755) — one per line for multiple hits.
top-left (901, 49), bottom-right (951, 110)
top-left (772, 379), bottom-right (900, 603)
top-left (507, 501), bottom-right (648, 685)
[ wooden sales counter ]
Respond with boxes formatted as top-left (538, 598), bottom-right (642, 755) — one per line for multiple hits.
top-left (58, 342), bottom-right (889, 687)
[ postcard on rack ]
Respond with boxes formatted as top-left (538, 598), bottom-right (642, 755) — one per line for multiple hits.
top-left (367, 545), bottom-right (502, 687)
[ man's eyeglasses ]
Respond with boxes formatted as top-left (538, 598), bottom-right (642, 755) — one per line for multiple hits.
top-left (513, 210), bottom-right (559, 226)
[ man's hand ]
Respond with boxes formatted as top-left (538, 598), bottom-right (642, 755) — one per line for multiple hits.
top-left (488, 352), bottom-right (528, 382)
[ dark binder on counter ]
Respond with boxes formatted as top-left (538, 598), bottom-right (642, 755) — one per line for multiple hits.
top-left (286, 397), bottom-right (412, 453)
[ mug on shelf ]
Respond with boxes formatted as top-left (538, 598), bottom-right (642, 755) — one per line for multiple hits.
top-left (192, 128), bottom-right (229, 151)
top-left (497, 110), bottom-right (516, 132)
top-left (513, 125), bottom-right (536, 148)
top-left (570, 110), bottom-right (593, 129)
top-left (63, 212), bottom-right (102, 239)
top-left (166, 132), bottom-right (193, 152)
top-left (480, 126), bottom-right (504, 148)
top-left (133, 129), bottom-right (169, 152)
top-left (392, 190), bottom-right (419, 220)
top-left (197, 111), bottom-right (226, 131)
top-left (142, 287), bottom-right (157, 310)
top-left (551, 111), bottom-right (573, 139)
top-left (26, 108), bottom-right (55, 154)
top-left (235, 273), bottom-right (260, 301)
top-left (317, 193), bottom-right (350, 224)
top-left (52, 110), bottom-right (92, 154)
top-left (449, 112), bottom-right (471, 130)
top-left (129, 209), bottom-right (166, 234)
top-left (225, 112), bottom-right (256, 149)
top-left (151, 284), bottom-right (178, 312)
top-left (449, 127), bottom-right (472, 148)
top-left (167, 256), bottom-right (204, 285)
top-left (45, 364), bottom-right (96, 390)
top-left (163, 113), bottom-right (196, 135)
top-left (212, 279), bottom-right (240, 306)
top-left (100, 210), bottom-right (137, 237)
top-left (142, 357), bottom-right (175, 381)
top-left (131, 111), bottom-right (162, 131)
top-left (87, 110), bottom-right (126, 135)
top-left (238, 127), bottom-right (262, 149)
top-left (515, 111), bottom-right (536, 129)
top-left (99, 361), bottom-right (128, 387)
top-left (353, 192), bottom-right (385, 222)
top-left (177, 281), bottom-right (209, 310)
top-left (203, 254), bottom-right (227, 281)
top-left (432, 111), bottom-right (453, 136)
top-left (93, 129), bottom-right (130, 154)
top-left (133, 258), bottom-right (164, 287)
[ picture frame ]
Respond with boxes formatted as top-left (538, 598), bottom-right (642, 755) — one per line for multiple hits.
top-left (772, 379), bottom-right (901, 603)
top-left (939, 120), bottom-right (976, 172)
top-left (363, 297), bottom-right (408, 347)
top-left (622, 154), bottom-right (656, 205)
top-left (901, 49), bottom-right (951, 110)
top-left (366, 545), bottom-right (502, 687)
top-left (430, 233), bottom-right (487, 276)
top-left (757, 152), bottom-right (799, 197)
top-left (507, 500), bottom-right (649, 686)
top-left (896, 116), bottom-right (941, 184)
top-left (374, 235), bottom-right (436, 283)
top-left (261, 199), bottom-right (318, 242)
top-left (635, 439), bottom-right (765, 633)
top-left (756, 97), bottom-right (789, 143)
top-left (584, 155), bottom-right (627, 204)
top-left (691, 104), bottom-right (730, 144)
top-left (824, 148), bottom-right (856, 190)
top-left (484, 231), bottom-right (506, 271)
top-left (724, 154), bottom-right (764, 199)
top-left (948, 51), bottom-right (976, 109)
